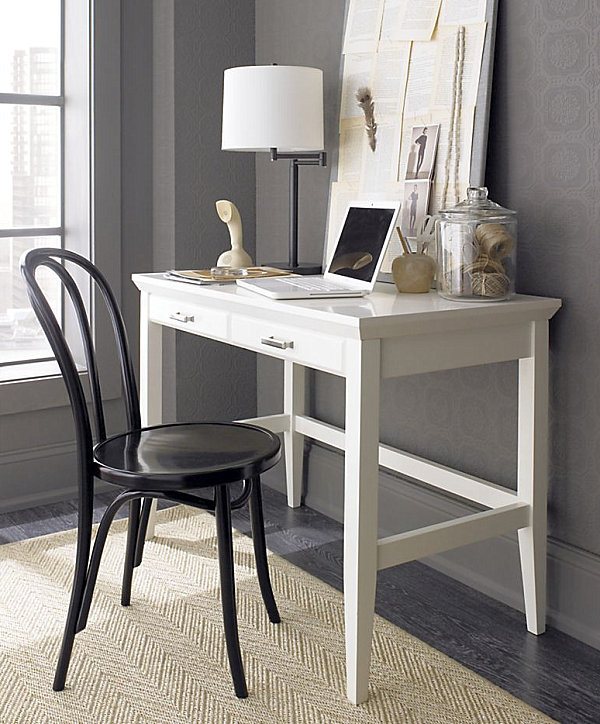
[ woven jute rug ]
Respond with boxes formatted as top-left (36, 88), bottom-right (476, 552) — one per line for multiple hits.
top-left (0, 504), bottom-right (553, 723)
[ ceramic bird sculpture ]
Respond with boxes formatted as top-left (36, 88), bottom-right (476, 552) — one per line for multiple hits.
top-left (215, 200), bottom-right (253, 268)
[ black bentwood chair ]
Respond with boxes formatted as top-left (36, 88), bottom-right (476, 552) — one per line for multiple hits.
top-left (21, 248), bottom-right (282, 699)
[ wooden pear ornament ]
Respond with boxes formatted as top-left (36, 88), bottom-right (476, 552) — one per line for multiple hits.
top-left (215, 200), bottom-right (253, 268)
top-left (392, 227), bottom-right (436, 294)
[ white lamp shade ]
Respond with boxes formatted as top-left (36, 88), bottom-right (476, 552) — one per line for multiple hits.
top-left (222, 65), bottom-right (324, 153)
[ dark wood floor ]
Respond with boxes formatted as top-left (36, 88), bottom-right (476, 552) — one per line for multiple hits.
top-left (1, 486), bottom-right (599, 723)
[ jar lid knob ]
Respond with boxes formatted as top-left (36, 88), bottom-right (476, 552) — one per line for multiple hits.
top-left (467, 186), bottom-right (489, 201)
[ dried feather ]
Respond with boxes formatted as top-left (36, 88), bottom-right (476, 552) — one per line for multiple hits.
top-left (355, 86), bottom-right (377, 152)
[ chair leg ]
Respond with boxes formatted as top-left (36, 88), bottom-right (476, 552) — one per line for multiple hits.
top-left (248, 477), bottom-right (281, 624)
top-left (121, 498), bottom-right (141, 607)
top-left (76, 491), bottom-right (142, 634)
top-left (53, 485), bottom-right (94, 691)
top-left (133, 498), bottom-right (154, 568)
top-left (214, 484), bottom-right (248, 699)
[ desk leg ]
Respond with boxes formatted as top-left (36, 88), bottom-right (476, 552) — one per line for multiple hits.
top-left (344, 340), bottom-right (380, 705)
top-left (139, 291), bottom-right (162, 540)
top-left (284, 360), bottom-right (305, 508)
top-left (517, 321), bottom-right (549, 634)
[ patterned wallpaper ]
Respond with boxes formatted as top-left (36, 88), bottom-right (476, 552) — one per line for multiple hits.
top-left (171, 0), bottom-right (258, 424)
top-left (256, 0), bottom-right (600, 556)
top-left (486, 0), bottom-right (600, 553)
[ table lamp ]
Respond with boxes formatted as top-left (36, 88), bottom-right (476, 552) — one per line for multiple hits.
top-left (222, 65), bottom-right (327, 274)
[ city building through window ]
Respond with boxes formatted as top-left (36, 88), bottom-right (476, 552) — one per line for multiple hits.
top-left (0, 1), bottom-right (62, 370)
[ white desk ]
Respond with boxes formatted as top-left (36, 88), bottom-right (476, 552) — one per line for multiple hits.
top-left (133, 273), bottom-right (561, 705)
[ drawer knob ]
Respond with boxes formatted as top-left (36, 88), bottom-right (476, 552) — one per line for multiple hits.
top-left (169, 311), bottom-right (194, 323)
top-left (260, 336), bottom-right (294, 350)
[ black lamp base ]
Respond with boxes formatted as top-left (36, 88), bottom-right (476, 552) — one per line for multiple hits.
top-left (264, 261), bottom-right (322, 276)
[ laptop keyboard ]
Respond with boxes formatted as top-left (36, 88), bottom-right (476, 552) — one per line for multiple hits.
top-left (277, 277), bottom-right (347, 292)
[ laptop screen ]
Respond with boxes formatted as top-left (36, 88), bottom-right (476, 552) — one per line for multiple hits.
top-left (327, 206), bottom-right (396, 282)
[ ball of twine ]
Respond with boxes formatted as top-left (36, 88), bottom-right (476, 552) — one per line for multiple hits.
top-left (474, 223), bottom-right (515, 260)
top-left (441, 224), bottom-right (514, 298)
top-left (470, 270), bottom-right (510, 298)
top-left (444, 254), bottom-right (510, 298)
top-left (461, 254), bottom-right (505, 276)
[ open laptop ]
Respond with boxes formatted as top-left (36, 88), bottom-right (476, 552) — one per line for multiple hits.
top-left (236, 199), bottom-right (401, 299)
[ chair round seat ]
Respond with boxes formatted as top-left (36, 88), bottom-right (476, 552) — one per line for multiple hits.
top-left (94, 422), bottom-right (281, 490)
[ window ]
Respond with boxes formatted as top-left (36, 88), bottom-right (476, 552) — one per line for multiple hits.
top-left (0, 0), bottom-right (121, 407)
top-left (0, 1), bottom-right (62, 371)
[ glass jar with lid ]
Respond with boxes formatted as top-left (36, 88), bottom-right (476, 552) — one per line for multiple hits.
top-left (436, 187), bottom-right (517, 302)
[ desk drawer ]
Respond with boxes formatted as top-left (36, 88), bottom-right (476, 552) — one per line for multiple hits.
top-left (149, 297), bottom-right (228, 340)
top-left (231, 316), bottom-right (344, 373)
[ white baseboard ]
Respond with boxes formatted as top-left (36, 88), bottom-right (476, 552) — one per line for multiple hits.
top-left (0, 481), bottom-right (115, 514)
top-left (0, 441), bottom-right (113, 513)
top-left (265, 442), bottom-right (600, 652)
top-left (0, 440), bottom-right (76, 465)
top-left (0, 481), bottom-right (114, 514)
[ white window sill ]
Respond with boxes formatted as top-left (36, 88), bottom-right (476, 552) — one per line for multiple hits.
top-left (0, 362), bottom-right (99, 416)
top-left (0, 360), bottom-right (60, 383)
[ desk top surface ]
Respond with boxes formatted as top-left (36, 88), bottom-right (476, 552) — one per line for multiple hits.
top-left (133, 273), bottom-right (561, 338)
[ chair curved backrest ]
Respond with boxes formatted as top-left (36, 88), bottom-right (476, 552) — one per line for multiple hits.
top-left (20, 249), bottom-right (141, 477)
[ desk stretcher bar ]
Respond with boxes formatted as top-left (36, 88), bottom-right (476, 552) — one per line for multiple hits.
top-left (242, 411), bottom-right (527, 571)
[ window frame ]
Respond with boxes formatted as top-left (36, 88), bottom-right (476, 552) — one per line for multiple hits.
top-left (0, 1), bottom-right (64, 371)
top-left (1, 0), bottom-right (122, 414)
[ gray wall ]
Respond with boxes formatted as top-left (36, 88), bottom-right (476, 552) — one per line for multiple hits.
top-left (171, 1), bottom-right (257, 423)
top-left (0, 0), bottom-right (258, 511)
top-left (255, 0), bottom-right (600, 648)
top-left (486, 1), bottom-right (599, 552)
top-left (150, 0), bottom-right (259, 424)
top-left (122, 0), bottom-right (154, 370)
